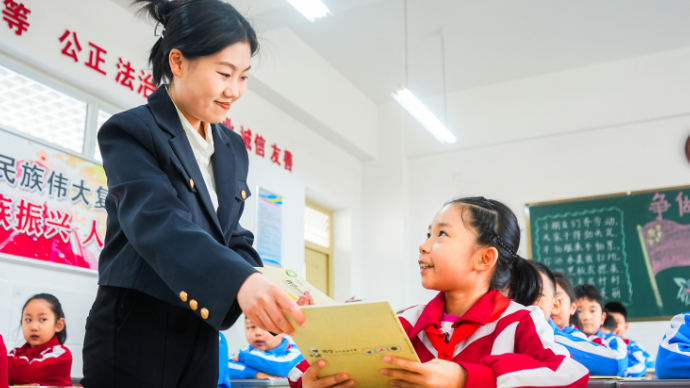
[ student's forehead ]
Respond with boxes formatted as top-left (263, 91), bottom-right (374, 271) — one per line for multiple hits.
top-left (431, 204), bottom-right (463, 227)
top-left (579, 298), bottom-right (600, 307)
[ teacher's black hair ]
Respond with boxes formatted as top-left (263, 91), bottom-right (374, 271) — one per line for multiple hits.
top-left (133, 0), bottom-right (259, 86)
top-left (21, 293), bottom-right (67, 345)
top-left (446, 197), bottom-right (542, 306)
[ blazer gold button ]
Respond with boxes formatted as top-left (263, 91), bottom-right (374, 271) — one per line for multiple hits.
top-left (190, 179), bottom-right (195, 189)
top-left (241, 190), bottom-right (247, 199)
top-left (179, 291), bottom-right (188, 302)
top-left (189, 300), bottom-right (198, 310)
top-left (201, 308), bottom-right (209, 320)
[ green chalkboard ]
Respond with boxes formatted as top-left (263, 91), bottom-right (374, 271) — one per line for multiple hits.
top-left (527, 186), bottom-right (690, 320)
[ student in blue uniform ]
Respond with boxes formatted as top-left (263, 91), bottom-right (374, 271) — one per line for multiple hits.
top-left (656, 312), bottom-right (690, 379)
top-left (226, 317), bottom-right (305, 379)
top-left (81, 1), bottom-right (305, 387)
top-left (574, 285), bottom-right (629, 374)
top-left (604, 301), bottom-right (653, 377)
top-left (531, 262), bottom-right (626, 376)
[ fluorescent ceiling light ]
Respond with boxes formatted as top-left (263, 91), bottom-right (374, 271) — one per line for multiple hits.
top-left (286, 0), bottom-right (330, 22)
top-left (392, 87), bottom-right (456, 144)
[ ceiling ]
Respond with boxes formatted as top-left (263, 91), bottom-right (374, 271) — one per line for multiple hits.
top-left (231, 0), bottom-right (690, 105)
top-left (113, 0), bottom-right (690, 105)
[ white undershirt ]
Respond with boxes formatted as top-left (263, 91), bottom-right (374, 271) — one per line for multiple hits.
top-left (168, 92), bottom-right (219, 213)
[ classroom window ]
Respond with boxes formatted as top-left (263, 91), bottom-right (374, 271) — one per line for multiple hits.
top-left (0, 63), bottom-right (87, 153)
top-left (93, 109), bottom-right (112, 161)
top-left (305, 205), bottom-right (331, 248)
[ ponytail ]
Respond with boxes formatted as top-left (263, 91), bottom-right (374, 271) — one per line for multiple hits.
top-left (446, 197), bottom-right (542, 306)
top-left (508, 257), bottom-right (542, 306)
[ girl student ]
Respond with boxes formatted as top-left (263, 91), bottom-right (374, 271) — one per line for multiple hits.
top-left (552, 272), bottom-right (582, 330)
top-left (7, 294), bottom-right (72, 387)
top-left (1, 332), bottom-right (8, 388)
top-left (82, 1), bottom-right (305, 387)
top-left (530, 261), bottom-right (627, 377)
top-left (289, 197), bottom-right (589, 388)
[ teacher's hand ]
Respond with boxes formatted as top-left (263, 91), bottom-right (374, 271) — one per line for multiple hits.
top-left (238, 273), bottom-right (306, 335)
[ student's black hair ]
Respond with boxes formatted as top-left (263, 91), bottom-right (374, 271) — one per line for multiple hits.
top-left (552, 272), bottom-right (582, 328)
top-left (604, 301), bottom-right (627, 321)
top-left (574, 284), bottom-right (605, 310)
top-left (134, 0), bottom-right (260, 86)
top-left (531, 261), bottom-right (557, 296)
top-left (602, 312), bottom-right (618, 332)
top-left (21, 293), bottom-right (67, 345)
top-left (446, 197), bottom-right (542, 306)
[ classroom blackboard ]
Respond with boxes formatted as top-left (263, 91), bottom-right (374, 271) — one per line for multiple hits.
top-left (527, 186), bottom-right (690, 320)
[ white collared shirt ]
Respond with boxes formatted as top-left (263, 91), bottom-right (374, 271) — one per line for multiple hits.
top-left (168, 94), bottom-right (219, 213)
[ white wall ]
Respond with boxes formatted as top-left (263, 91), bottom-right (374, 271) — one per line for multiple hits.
top-left (361, 47), bottom-right (690, 358)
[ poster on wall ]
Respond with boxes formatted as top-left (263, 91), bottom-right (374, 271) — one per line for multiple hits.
top-left (0, 126), bottom-right (106, 271)
top-left (256, 188), bottom-right (283, 266)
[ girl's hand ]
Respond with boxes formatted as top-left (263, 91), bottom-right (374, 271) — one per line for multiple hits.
top-left (297, 291), bottom-right (315, 306)
top-left (237, 273), bottom-right (306, 335)
top-left (303, 359), bottom-right (354, 388)
top-left (232, 354), bottom-right (239, 362)
top-left (381, 356), bottom-right (467, 388)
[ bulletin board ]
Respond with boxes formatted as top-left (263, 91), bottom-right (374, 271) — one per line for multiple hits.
top-left (0, 126), bottom-right (106, 271)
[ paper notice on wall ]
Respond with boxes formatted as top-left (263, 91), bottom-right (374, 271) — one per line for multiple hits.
top-left (256, 188), bottom-right (283, 266)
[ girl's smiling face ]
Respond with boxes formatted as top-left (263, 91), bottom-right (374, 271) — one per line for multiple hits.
top-left (21, 299), bottom-right (64, 347)
top-left (419, 204), bottom-right (496, 292)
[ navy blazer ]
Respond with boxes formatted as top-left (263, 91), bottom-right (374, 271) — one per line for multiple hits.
top-left (97, 87), bottom-right (262, 330)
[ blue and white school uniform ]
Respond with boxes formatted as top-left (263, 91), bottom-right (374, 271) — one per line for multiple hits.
top-left (228, 337), bottom-right (305, 379)
top-left (656, 313), bottom-right (690, 379)
top-left (587, 330), bottom-right (629, 376)
top-left (550, 320), bottom-right (626, 376)
top-left (624, 339), bottom-right (653, 377)
top-left (218, 333), bottom-right (231, 388)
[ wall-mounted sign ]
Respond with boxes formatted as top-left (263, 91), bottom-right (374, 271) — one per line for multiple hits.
top-left (256, 187), bottom-right (284, 266)
top-left (0, 126), bottom-right (106, 270)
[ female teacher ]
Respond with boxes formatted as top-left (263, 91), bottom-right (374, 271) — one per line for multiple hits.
top-left (81, 1), bottom-right (305, 387)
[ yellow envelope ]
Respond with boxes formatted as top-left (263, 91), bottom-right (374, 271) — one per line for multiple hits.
top-left (256, 267), bottom-right (337, 306)
top-left (288, 301), bottom-right (420, 388)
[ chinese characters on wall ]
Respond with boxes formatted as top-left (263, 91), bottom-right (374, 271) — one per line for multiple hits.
top-left (222, 118), bottom-right (294, 172)
top-left (534, 208), bottom-right (632, 304)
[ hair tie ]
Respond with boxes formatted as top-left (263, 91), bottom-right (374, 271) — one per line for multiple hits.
top-left (154, 21), bottom-right (165, 38)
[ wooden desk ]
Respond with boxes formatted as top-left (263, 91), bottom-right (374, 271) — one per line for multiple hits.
top-left (618, 380), bottom-right (690, 387)
top-left (230, 379), bottom-right (290, 388)
top-left (587, 379), bottom-right (618, 388)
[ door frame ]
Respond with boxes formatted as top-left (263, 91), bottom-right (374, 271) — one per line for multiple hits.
top-left (305, 201), bottom-right (334, 298)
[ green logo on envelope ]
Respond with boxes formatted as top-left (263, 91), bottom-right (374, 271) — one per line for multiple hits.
top-left (286, 270), bottom-right (298, 278)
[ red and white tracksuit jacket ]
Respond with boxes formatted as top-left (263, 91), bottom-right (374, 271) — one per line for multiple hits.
top-left (0, 334), bottom-right (8, 388)
top-left (7, 336), bottom-right (72, 387)
top-left (288, 290), bottom-right (589, 388)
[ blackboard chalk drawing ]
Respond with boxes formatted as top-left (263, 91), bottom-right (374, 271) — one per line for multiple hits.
top-left (638, 219), bottom-right (690, 309)
top-left (673, 278), bottom-right (690, 306)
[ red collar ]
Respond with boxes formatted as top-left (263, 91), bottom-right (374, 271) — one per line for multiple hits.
top-left (14, 336), bottom-right (61, 357)
top-left (413, 290), bottom-right (512, 361)
top-left (409, 289), bottom-right (509, 338)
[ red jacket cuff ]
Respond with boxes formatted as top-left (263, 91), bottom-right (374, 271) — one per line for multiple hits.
top-left (458, 362), bottom-right (496, 388)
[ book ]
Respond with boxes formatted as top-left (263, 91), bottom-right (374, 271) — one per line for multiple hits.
top-left (287, 301), bottom-right (420, 387)
top-left (256, 267), bottom-right (337, 306)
